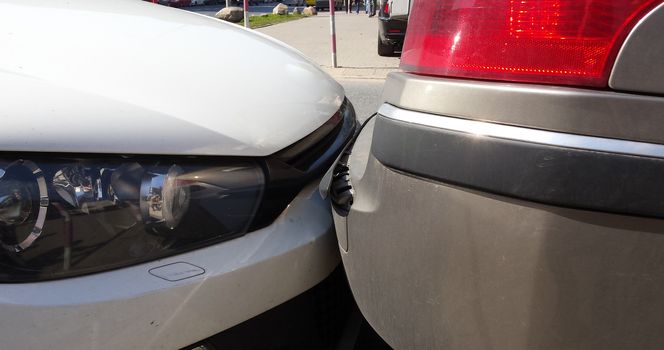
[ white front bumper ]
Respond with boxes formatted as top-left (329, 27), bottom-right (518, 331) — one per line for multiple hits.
top-left (0, 182), bottom-right (338, 350)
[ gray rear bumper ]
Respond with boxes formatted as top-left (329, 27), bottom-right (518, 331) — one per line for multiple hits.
top-left (335, 108), bottom-right (664, 350)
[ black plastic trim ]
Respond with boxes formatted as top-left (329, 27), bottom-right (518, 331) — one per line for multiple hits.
top-left (373, 115), bottom-right (664, 219)
top-left (251, 99), bottom-right (358, 229)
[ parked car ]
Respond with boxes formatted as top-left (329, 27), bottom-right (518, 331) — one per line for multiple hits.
top-left (329, 0), bottom-right (664, 349)
top-left (316, 0), bottom-right (343, 11)
top-left (163, 0), bottom-right (192, 7)
top-left (0, 0), bottom-right (357, 349)
top-left (283, 0), bottom-right (306, 6)
top-left (377, 0), bottom-right (409, 56)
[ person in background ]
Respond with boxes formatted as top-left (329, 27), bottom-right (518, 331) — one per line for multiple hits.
top-left (366, 0), bottom-right (375, 16)
top-left (356, 0), bottom-right (361, 13)
top-left (346, 0), bottom-right (351, 13)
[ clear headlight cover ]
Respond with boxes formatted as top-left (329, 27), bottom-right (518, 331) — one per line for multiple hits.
top-left (0, 157), bottom-right (264, 282)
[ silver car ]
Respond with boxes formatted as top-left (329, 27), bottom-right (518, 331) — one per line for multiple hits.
top-left (329, 0), bottom-right (664, 349)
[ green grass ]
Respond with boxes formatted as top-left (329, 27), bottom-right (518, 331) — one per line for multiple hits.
top-left (241, 13), bottom-right (307, 29)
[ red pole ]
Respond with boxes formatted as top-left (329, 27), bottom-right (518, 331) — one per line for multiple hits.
top-left (244, 0), bottom-right (249, 28)
top-left (329, 0), bottom-right (338, 67)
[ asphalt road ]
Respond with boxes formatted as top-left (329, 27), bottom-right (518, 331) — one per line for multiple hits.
top-left (339, 79), bottom-right (383, 123)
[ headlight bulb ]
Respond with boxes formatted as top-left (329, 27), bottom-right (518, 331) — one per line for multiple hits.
top-left (140, 165), bottom-right (190, 229)
top-left (52, 165), bottom-right (95, 208)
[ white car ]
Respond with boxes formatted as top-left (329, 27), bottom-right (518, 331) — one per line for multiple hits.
top-left (0, 0), bottom-right (356, 349)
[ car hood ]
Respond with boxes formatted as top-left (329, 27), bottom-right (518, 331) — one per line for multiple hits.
top-left (0, 0), bottom-right (344, 156)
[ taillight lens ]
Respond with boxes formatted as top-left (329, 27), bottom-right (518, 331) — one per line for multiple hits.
top-left (383, 1), bottom-right (389, 15)
top-left (401, 0), bottom-right (662, 87)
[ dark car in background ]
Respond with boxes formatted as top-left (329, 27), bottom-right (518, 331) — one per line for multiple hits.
top-left (333, 0), bottom-right (664, 349)
top-left (377, 0), bottom-right (409, 56)
top-left (316, 0), bottom-right (344, 11)
top-left (161, 0), bottom-right (192, 7)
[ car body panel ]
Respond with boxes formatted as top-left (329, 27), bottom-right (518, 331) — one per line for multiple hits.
top-left (0, 182), bottom-right (339, 350)
top-left (0, 0), bottom-right (344, 156)
top-left (386, 0), bottom-right (409, 18)
top-left (610, 3), bottom-right (664, 95)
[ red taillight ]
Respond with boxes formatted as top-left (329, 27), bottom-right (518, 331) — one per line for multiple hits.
top-left (401, 0), bottom-right (662, 87)
top-left (383, 1), bottom-right (389, 15)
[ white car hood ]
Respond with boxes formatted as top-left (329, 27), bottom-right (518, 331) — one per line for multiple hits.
top-left (0, 0), bottom-right (344, 156)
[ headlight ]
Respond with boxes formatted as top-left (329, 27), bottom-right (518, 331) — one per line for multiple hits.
top-left (0, 99), bottom-right (357, 282)
top-left (0, 157), bottom-right (264, 282)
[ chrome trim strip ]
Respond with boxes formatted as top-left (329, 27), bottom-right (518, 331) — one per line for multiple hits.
top-left (378, 103), bottom-right (664, 159)
top-left (382, 72), bottom-right (664, 145)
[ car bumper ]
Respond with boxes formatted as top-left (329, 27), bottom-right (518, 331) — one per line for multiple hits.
top-left (334, 103), bottom-right (664, 350)
top-left (0, 181), bottom-right (339, 350)
top-left (378, 18), bottom-right (407, 45)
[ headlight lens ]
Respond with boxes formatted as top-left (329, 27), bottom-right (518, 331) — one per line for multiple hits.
top-left (0, 157), bottom-right (264, 282)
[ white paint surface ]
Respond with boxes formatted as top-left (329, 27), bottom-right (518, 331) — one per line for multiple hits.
top-left (0, 0), bottom-right (344, 156)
